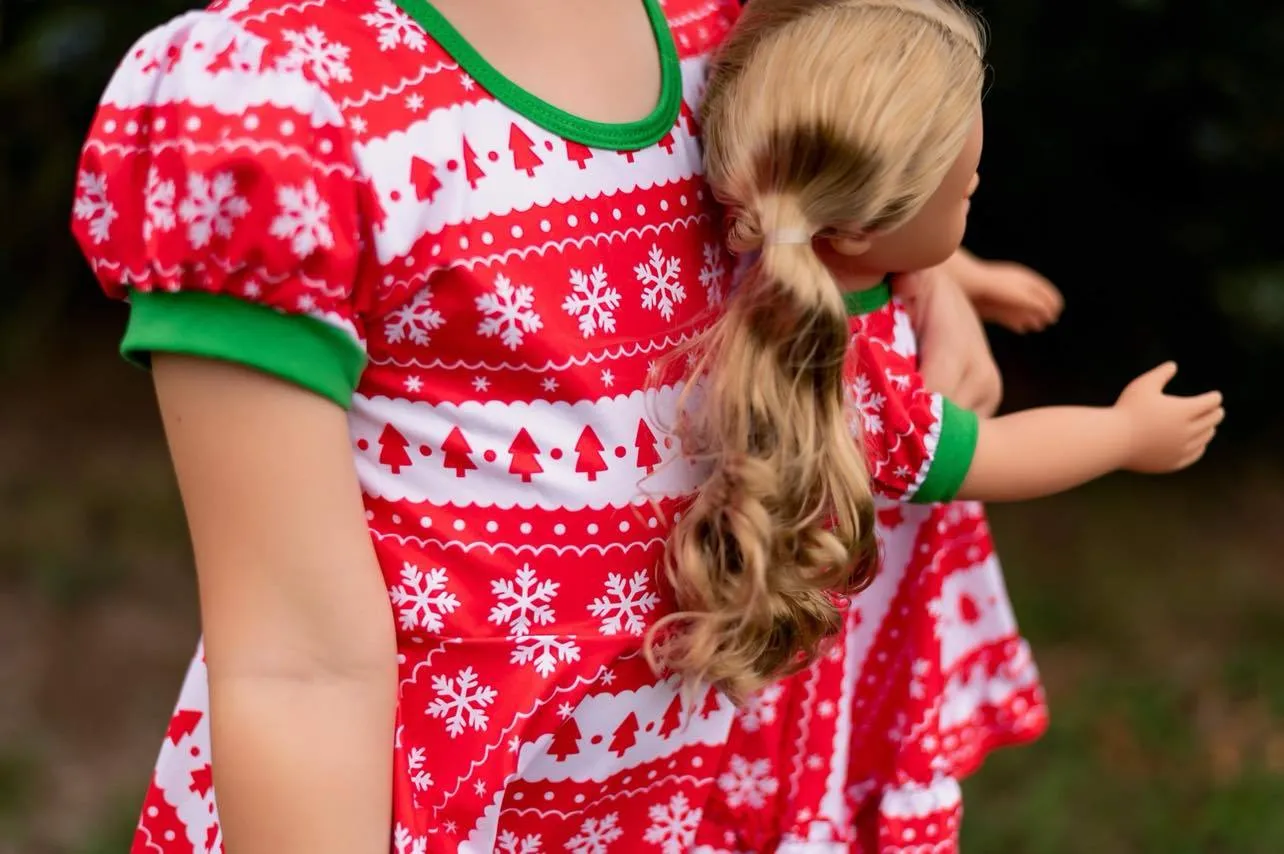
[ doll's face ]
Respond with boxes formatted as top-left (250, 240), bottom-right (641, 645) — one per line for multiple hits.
top-left (822, 106), bottom-right (983, 276)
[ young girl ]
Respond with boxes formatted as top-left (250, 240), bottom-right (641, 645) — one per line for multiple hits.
top-left (661, 1), bottom-right (1225, 851)
top-left (68, 2), bottom-right (1084, 853)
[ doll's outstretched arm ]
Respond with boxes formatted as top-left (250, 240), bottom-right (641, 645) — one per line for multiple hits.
top-left (957, 362), bottom-right (1223, 501)
top-left (153, 355), bottom-right (397, 854)
top-left (944, 247), bottom-right (1065, 334)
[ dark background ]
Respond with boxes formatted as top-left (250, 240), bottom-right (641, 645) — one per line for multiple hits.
top-left (2, 1), bottom-right (1282, 852)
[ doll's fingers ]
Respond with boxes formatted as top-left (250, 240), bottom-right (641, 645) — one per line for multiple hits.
top-left (1182, 391), bottom-right (1224, 414)
top-left (1139, 361), bottom-right (1179, 390)
top-left (1191, 406), bottom-right (1226, 432)
top-left (1188, 427), bottom-right (1218, 450)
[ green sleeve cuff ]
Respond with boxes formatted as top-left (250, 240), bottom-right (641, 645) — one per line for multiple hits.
top-left (121, 290), bottom-right (366, 409)
top-left (912, 397), bottom-right (979, 504)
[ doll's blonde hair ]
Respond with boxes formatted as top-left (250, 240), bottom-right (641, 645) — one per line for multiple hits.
top-left (650, 0), bottom-right (986, 702)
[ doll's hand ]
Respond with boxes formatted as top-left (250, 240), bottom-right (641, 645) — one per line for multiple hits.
top-left (1114, 362), bottom-right (1225, 473)
top-left (969, 260), bottom-right (1064, 334)
top-left (900, 266), bottom-right (1003, 417)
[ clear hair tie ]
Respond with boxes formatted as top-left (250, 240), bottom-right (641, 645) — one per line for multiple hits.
top-left (762, 228), bottom-right (813, 246)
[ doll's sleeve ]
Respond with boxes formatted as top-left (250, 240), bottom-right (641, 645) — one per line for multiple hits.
top-left (72, 12), bottom-right (373, 408)
top-left (850, 348), bottom-right (979, 504)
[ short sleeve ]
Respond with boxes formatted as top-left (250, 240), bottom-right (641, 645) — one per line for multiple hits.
top-left (850, 351), bottom-right (979, 505)
top-left (71, 11), bottom-right (370, 407)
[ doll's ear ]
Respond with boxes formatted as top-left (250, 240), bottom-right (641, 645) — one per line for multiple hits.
top-left (825, 233), bottom-right (874, 257)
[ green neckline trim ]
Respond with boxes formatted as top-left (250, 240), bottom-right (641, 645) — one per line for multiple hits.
top-left (394, 0), bottom-right (681, 150)
top-left (121, 290), bottom-right (366, 410)
top-left (841, 281), bottom-right (892, 316)
top-left (912, 399), bottom-right (979, 504)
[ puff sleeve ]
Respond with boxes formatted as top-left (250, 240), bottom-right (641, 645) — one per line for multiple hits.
top-left (72, 11), bottom-right (371, 407)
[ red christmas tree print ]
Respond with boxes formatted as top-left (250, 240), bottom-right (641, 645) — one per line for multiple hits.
top-left (699, 685), bottom-right (722, 718)
top-left (461, 138), bottom-right (486, 189)
top-left (441, 427), bottom-right (478, 478)
top-left (189, 764), bottom-right (214, 798)
top-left (634, 419), bottom-right (662, 474)
top-left (378, 424), bottom-right (413, 473)
top-left (410, 156), bottom-right (441, 203)
top-left (619, 149), bottom-right (637, 164)
top-left (679, 100), bottom-right (699, 135)
top-left (509, 124), bottom-right (544, 177)
top-left (659, 129), bottom-right (676, 154)
top-left (165, 709), bottom-right (203, 745)
top-left (574, 426), bottom-right (609, 482)
top-left (608, 712), bottom-right (640, 757)
top-left (566, 140), bottom-right (593, 170)
top-left (548, 717), bottom-right (583, 761)
top-left (507, 428), bottom-right (544, 482)
top-left (657, 693), bottom-right (683, 739)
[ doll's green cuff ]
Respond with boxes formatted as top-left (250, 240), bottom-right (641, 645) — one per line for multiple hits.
top-left (912, 398), bottom-right (978, 504)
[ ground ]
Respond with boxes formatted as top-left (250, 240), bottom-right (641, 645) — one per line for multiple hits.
top-left (2, 321), bottom-right (1282, 853)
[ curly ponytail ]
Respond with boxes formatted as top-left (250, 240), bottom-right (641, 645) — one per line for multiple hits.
top-left (649, 194), bottom-right (876, 702)
top-left (647, 0), bottom-right (986, 702)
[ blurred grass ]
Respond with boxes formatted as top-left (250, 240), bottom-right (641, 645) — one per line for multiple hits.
top-left (964, 466), bottom-right (1284, 853)
top-left (2, 324), bottom-right (1282, 852)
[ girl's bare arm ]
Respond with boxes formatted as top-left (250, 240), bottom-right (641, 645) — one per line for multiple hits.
top-left (153, 354), bottom-right (397, 854)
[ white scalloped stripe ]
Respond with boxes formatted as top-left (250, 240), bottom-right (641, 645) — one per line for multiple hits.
top-left (350, 384), bottom-right (706, 508)
top-left (355, 56), bottom-right (710, 263)
top-left (83, 137), bottom-right (357, 179)
top-left (339, 59), bottom-right (460, 110)
top-left (99, 12), bottom-right (345, 128)
top-left (880, 776), bottom-right (962, 820)
top-left (366, 325), bottom-right (701, 373)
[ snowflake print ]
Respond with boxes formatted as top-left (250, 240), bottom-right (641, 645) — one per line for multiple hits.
top-left (393, 824), bottom-right (428, 854)
top-left (567, 813), bottom-right (623, 853)
top-left (177, 171), bottom-right (248, 249)
top-left (541, 377), bottom-right (558, 393)
top-left (405, 375), bottom-right (423, 393)
top-left (142, 167), bottom-right (176, 240)
top-left (489, 564), bottom-right (558, 636)
top-left (601, 369), bottom-right (615, 388)
top-left (496, 830), bottom-right (543, 854)
top-left (635, 244), bottom-right (686, 320)
top-left (511, 635), bottom-right (581, 677)
top-left (460, 72), bottom-right (475, 91)
top-left (385, 286), bottom-right (445, 345)
top-left (716, 755), bottom-right (779, 809)
top-left (426, 666), bottom-right (497, 737)
top-left (269, 179), bottom-right (334, 258)
top-left (472, 376), bottom-right (491, 393)
top-left (737, 682), bottom-right (783, 732)
top-left (557, 701), bottom-right (575, 719)
top-left (699, 242), bottom-right (725, 305)
top-left (473, 779), bottom-right (487, 798)
top-left (852, 374), bottom-right (887, 435)
top-left (644, 792), bottom-right (701, 853)
top-left (388, 562), bottom-right (460, 633)
top-left (278, 26), bottom-right (352, 85)
top-left (361, 0), bottom-right (427, 52)
top-left (443, 821), bottom-right (458, 835)
top-left (476, 274), bottom-right (543, 350)
top-left (405, 93), bottom-right (425, 112)
top-left (588, 570), bottom-right (660, 636)
top-left (563, 265), bottom-right (621, 337)
top-left (406, 746), bottom-right (433, 791)
top-left (73, 170), bottom-right (117, 244)
top-left (350, 115), bottom-right (368, 135)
